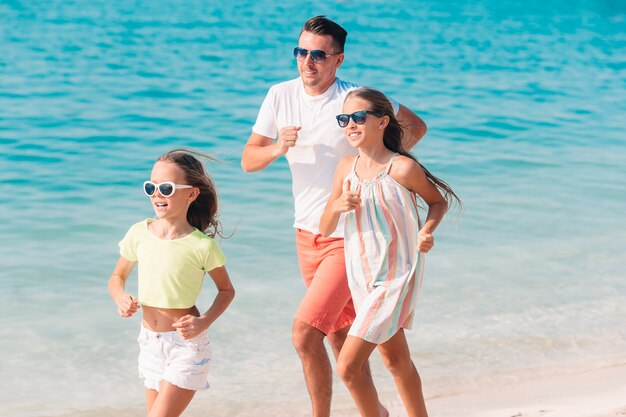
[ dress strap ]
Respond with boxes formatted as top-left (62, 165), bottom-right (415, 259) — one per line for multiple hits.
top-left (385, 153), bottom-right (400, 174)
top-left (351, 155), bottom-right (360, 174)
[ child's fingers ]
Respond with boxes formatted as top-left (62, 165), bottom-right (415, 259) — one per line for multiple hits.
top-left (417, 231), bottom-right (432, 245)
top-left (118, 307), bottom-right (133, 317)
top-left (418, 234), bottom-right (435, 253)
top-left (172, 318), bottom-right (187, 328)
top-left (345, 180), bottom-right (361, 195)
top-left (118, 294), bottom-right (138, 308)
top-left (343, 179), bottom-right (351, 192)
top-left (172, 315), bottom-right (193, 328)
top-left (127, 295), bottom-right (140, 309)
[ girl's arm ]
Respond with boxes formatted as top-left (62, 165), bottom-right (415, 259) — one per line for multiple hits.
top-left (173, 266), bottom-right (235, 339)
top-left (392, 156), bottom-right (448, 253)
top-left (108, 256), bottom-right (140, 317)
top-left (319, 157), bottom-right (359, 237)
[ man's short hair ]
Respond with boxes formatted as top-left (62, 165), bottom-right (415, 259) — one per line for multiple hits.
top-left (301, 15), bottom-right (348, 53)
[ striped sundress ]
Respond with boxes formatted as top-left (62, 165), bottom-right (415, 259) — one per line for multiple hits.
top-left (344, 153), bottom-right (425, 344)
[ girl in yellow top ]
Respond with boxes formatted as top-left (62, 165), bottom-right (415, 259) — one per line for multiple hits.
top-left (108, 149), bottom-right (235, 417)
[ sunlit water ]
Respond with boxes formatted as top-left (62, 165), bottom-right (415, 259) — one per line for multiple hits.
top-left (1, 1), bottom-right (625, 415)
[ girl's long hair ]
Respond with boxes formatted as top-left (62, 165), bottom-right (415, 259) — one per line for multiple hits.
top-left (345, 87), bottom-right (462, 209)
top-left (156, 148), bottom-right (223, 238)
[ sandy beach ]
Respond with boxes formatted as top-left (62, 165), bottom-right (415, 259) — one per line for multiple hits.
top-left (426, 358), bottom-right (626, 417)
top-left (2, 2), bottom-right (624, 417)
top-left (46, 357), bottom-right (626, 417)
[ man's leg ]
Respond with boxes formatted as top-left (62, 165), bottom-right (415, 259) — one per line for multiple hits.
top-left (326, 325), bottom-right (349, 360)
top-left (293, 231), bottom-right (353, 417)
top-left (293, 319), bottom-right (333, 417)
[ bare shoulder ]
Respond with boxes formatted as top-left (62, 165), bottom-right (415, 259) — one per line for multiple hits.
top-left (389, 155), bottom-right (426, 190)
top-left (336, 155), bottom-right (356, 176)
top-left (391, 155), bottom-right (424, 176)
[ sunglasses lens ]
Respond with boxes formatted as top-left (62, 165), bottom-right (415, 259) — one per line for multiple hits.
top-left (353, 111), bottom-right (368, 124)
top-left (144, 182), bottom-right (156, 196)
top-left (158, 183), bottom-right (174, 197)
top-left (310, 50), bottom-right (326, 63)
top-left (294, 47), bottom-right (306, 60)
top-left (337, 115), bottom-right (349, 127)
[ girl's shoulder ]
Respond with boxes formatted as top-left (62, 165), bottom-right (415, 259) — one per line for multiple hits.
top-left (390, 155), bottom-right (422, 175)
top-left (336, 155), bottom-right (357, 175)
top-left (126, 218), bottom-right (151, 233)
top-left (339, 154), bottom-right (357, 165)
top-left (389, 155), bottom-right (425, 189)
top-left (119, 219), bottom-right (152, 247)
top-left (187, 229), bottom-right (223, 251)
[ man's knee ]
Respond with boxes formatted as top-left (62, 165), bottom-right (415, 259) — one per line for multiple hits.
top-left (292, 319), bottom-right (325, 355)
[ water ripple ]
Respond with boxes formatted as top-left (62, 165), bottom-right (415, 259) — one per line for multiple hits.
top-left (1, 1), bottom-right (625, 414)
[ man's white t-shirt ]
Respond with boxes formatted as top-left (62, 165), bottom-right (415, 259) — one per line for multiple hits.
top-left (252, 77), bottom-right (398, 238)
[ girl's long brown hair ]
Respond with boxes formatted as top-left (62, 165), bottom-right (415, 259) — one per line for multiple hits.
top-left (156, 148), bottom-right (223, 238)
top-left (345, 87), bottom-right (462, 209)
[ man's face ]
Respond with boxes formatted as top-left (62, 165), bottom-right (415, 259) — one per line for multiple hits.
top-left (296, 31), bottom-right (344, 94)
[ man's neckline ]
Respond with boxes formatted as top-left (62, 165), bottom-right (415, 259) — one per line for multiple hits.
top-left (301, 77), bottom-right (339, 100)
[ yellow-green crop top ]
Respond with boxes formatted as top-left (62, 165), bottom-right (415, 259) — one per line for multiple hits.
top-left (118, 219), bottom-right (226, 309)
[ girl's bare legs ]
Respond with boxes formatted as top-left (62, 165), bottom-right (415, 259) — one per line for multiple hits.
top-left (337, 335), bottom-right (389, 417)
top-left (378, 329), bottom-right (428, 417)
top-left (146, 389), bottom-right (158, 414)
top-left (329, 327), bottom-right (389, 417)
top-left (145, 382), bottom-right (196, 417)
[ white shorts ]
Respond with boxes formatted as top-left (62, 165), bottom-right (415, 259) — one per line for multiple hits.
top-left (137, 325), bottom-right (211, 392)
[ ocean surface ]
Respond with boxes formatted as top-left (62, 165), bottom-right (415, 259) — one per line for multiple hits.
top-left (1, 1), bottom-right (625, 416)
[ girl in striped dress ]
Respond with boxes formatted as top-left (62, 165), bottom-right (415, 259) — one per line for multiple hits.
top-left (320, 87), bottom-right (460, 417)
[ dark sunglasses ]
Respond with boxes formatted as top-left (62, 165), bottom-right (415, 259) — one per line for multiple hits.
top-left (336, 110), bottom-right (384, 128)
top-left (293, 47), bottom-right (341, 64)
top-left (143, 181), bottom-right (193, 197)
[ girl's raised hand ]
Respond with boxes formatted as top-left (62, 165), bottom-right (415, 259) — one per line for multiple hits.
top-left (115, 293), bottom-right (140, 318)
top-left (172, 315), bottom-right (206, 340)
top-left (333, 180), bottom-right (360, 213)
top-left (417, 229), bottom-right (435, 253)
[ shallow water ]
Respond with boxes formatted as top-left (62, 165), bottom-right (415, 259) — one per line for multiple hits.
top-left (1, 1), bottom-right (625, 415)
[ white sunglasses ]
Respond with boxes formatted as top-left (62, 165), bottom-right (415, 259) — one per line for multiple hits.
top-left (143, 181), bottom-right (193, 197)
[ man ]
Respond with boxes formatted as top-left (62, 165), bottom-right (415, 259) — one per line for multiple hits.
top-left (241, 16), bottom-right (426, 417)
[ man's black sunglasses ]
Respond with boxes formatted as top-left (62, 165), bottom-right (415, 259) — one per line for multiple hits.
top-left (293, 47), bottom-right (342, 64)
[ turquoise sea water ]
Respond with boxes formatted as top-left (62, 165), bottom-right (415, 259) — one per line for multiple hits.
top-left (1, 1), bottom-right (625, 416)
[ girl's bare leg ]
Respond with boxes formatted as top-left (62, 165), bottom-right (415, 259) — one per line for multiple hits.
top-left (337, 335), bottom-right (388, 417)
top-left (378, 329), bottom-right (428, 417)
top-left (147, 381), bottom-right (196, 417)
top-left (146, 389), bottom-right (158, 414)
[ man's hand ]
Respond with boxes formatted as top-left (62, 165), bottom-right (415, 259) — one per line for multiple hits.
top-left (275, 126), bottom-right (301, 156)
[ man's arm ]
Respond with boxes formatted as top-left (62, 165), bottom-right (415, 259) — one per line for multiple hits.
top-left (241, 132), bottom-right (278, 173)
top-left (241, 126), bottom-right (302, 173)
top-left (397, 104), bottom-right (427, 150)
